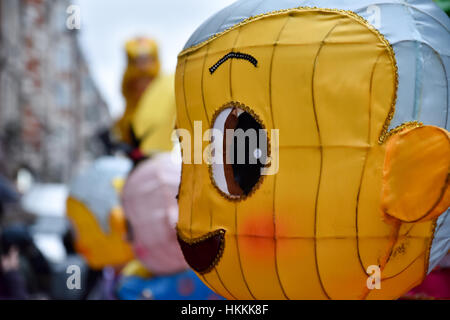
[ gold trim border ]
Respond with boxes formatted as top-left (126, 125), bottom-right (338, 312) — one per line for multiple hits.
top-left (383, 121), bottom-right (423, 141)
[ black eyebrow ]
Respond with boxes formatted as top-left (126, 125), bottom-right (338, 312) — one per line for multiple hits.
top-left (209, 51), bottom-right (258, 74)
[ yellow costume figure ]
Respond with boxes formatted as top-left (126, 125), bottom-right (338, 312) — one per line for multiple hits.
top-left (174, 1), bottom-right (450, 300)
top-left (115, 37), bottom-right (176, 156)
top-left (115, 37), bottom-right (160, 144)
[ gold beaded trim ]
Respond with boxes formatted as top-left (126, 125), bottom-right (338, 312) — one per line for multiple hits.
top-left (208, 101), bottom-right (271, 202)
top-left (176, 226), bottom-right (226, 275)
top-left (382, 121), bottom-right (423, 142)
top-left (179, 6), bottom-right (399, 145)
top-left (179, 7), bottom-right (386, 57)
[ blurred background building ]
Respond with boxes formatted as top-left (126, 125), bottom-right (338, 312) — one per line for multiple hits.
top-left (0, 0), bottom-right (111, 184)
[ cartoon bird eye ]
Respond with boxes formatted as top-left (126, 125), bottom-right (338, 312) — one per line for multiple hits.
top-left (211, 106), bottom-right (267, 199)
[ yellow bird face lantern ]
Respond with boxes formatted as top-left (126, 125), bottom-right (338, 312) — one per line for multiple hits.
top-left (66, 157), bottom-right (134, 269)
top-left (174, 1), bottom-right (450, 300)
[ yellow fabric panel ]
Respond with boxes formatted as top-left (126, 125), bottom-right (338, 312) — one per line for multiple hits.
top-left (206, 190), bottom-right (257, 299)
top-left (381, 222), bottom-right (432, 278)
top-left (357, 146), bottom-right (395, 272)
top-left (274, 148), bottom-right (328, 298)
top-left (358, 238), bottom-right (391, 276)
top-left (313, 26), bottom-right (379, 147)
top-left (369, 51), bottom-right (397, 143)
top-left (66, 197), bottom-right (134, 269)
top-left (207, 186), bottom-right (235, 237)
top-left (365, 253), bottom-right (427, 300)
top-left (190, 164), bottom-right (213, 238)
top-left (274, 148), bottom-right (320, 238)
top-left (184, 51), bottom-right (210, 125)
top-left (201, 269), bottom-right (234, 300)
top-left (228, 16), bottom-right (288, 130)
top-left (215, 233), bottom-right (256, 300)
top-left (132, 74), bottom-right (177, 154)
top-left (237, 236), bottom-right (284, 299)
top-left (382, 126), bottom-right (450, 222)
top-left (317, 148), bottom-right (366, 237)
top-left (316, 239), bottom-right (369, 299)
top-left (176, 162), bottom-right (194, 233)
top-left (203, 29), bottom-right (242, 119)
top-left (235, 174), bottom-right (287, 299)
top-left (271, 20), bottom-right (323, 146)
top-left (277, 11), bottom-right (343, 46)
top-left (316, 148), bottom-right (368, 299)
top-left (277, 238), bottom-right (328, 299)
top-left (175, 58), bottom-right (192, 132)
top-left (347, 23), bottom-right (400, 296)
top-left (355, 48), bottom-right (398, 277)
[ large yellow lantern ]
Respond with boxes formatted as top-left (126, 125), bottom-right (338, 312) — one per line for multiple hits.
top-left (174, 1), bottom-right (450, 299)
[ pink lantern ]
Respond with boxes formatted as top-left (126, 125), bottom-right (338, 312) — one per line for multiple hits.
top-left (122, 153), bottom-right (187, 275)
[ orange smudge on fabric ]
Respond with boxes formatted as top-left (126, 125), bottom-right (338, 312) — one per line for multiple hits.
top-left (239, 235), bottom-right (275, 261)
top-left (238, 214), bottom-right (276, 260)
top-left (239, 214), bottom-right (275, 237)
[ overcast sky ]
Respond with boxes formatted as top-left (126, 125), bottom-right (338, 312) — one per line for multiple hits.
top-left (76, 0), bottom-right (236, 118)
